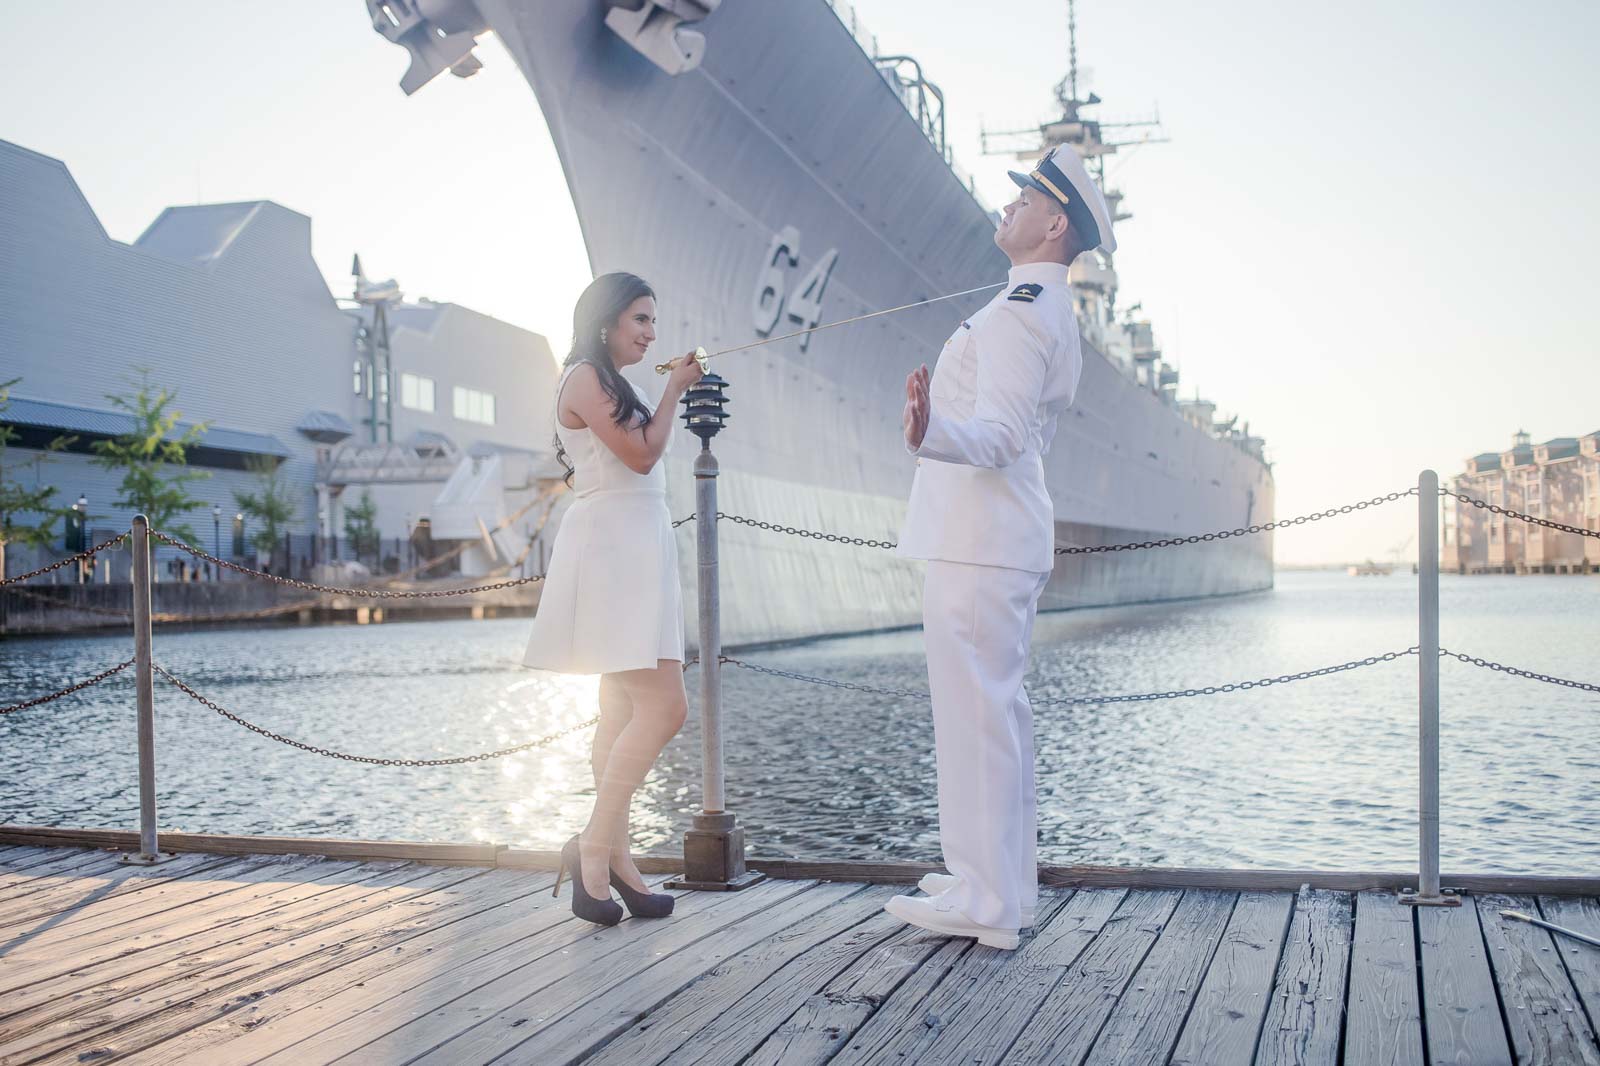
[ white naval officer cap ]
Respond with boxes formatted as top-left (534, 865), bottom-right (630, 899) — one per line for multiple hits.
top-left (1007, 145), bottom-right (1117, 254)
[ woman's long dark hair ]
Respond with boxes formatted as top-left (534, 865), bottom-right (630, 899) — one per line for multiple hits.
top-left (555, 272), bottom-right (656, 485)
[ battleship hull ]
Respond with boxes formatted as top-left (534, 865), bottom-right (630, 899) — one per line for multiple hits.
top-left (466, 0), bottom-right (1274, 645)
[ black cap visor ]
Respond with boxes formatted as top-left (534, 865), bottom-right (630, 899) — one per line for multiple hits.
top-left (1004, 168), bottom-right (1101, 250)
top-left (1007, 169), bottom-right (1057, 203)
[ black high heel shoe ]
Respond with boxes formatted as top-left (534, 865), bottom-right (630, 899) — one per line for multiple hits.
top-left (553, 835), bottom-right (623, 927)
top-left (610, 866), bottom-right (675, 918)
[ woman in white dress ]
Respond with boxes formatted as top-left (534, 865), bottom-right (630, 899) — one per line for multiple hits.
top-left (524, 272), bottom-right (703, 926)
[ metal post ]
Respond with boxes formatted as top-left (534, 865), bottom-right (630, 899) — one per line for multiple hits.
top-left (667, 444), bottom-right (764, 891)
top-left (1402, 471), bottom-right (1456, 905)
top-left (697, 448), bottom-right (725, 813)
top-left (123, 516), bottom-right (174, 865)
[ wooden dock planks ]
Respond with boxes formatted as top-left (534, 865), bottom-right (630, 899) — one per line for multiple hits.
top-left (1417, 895), bottom-right (1512, 1066)
top-left (1254, 887), bottom-right (1354, 1066)
top-left (1344, 891), bottom-right (1425, 1066)
top-left (1, 845), bottom-right (1594, 1065)
top-left (1170, 890), bottom-right (1296, 1066)
top-left (1476, 892), bottom-right (1600, 1066)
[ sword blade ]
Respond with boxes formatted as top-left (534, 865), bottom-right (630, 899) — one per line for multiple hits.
top-left (656, 282), bottom-right (1003, 374)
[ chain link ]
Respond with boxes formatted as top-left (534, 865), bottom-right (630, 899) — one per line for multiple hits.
top-left (671, 514), bottom-right (697, 529)
top-left (0, 532), bottom-right (128, 586)
top-left (1440, 489), bottom-right (1600, 540)
top-left (1033, 648), bottom-right (1418, 705)
top-left (711, 488), bottom-right (1419, 556)
top-left (716, 648), bottom-right (1419, 704)
top-left (149, 531), bottom-right (545, 599)
top-left (1, 659), bottom-right (135, 715)
top-left (716, 513), bottom-right (898, 550)
top-left (154, 664), bottom-right (599, 765)
top-left (717, 656), bottom-right (928, 699)
top-left (1057, 488), bottom-right (1419, 555)
top-left (1440, 648), bottom-right (1600, 695)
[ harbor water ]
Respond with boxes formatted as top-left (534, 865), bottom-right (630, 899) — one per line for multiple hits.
top-left (3, 571), bottom-right (1596, 875)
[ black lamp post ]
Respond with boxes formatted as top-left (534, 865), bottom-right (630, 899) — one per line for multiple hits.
top-left (74, 494), bottom-right (88, 582)
top-left (681, 373), bottom-right (731, 447)
top-left (667, 372), bottom-right (762, 891)
top-left (212, 504), bottom-right (222, 581)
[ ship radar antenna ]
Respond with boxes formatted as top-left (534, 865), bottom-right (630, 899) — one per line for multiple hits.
top-left (1068, 0), bottom-right (1078, 105)
top-left (981, 0), bottom-right (1167, 183)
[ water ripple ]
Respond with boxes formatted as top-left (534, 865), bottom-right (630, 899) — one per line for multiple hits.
top-left (2, 571), bottom-right (1595, 874)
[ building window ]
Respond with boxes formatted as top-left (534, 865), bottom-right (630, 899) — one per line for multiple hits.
top-left (352, 359), bottom-right (364, 395)
top-left (401, 372), bottom-right (435, 412)
top-left (453, 386), bottom-right (496, 425)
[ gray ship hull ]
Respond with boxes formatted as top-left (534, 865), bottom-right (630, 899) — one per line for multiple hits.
top-left (475, 0), bottom-right (1274, 645)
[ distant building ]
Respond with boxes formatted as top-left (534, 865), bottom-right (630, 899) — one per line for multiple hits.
top-left (1442, 429), bottom-right (1600, 574)
top-left (0, 139), bottom-right (562, 581)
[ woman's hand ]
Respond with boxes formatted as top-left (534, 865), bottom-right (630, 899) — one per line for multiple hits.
top-left (666, 352), bottom-right (705, 394)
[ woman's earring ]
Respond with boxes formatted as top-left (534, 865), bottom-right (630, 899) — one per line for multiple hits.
top-left (600, 327), bottom-right (608, 344)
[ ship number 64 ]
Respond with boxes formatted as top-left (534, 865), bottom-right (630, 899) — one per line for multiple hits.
top-left (752, 225), bottom-right (838, 351)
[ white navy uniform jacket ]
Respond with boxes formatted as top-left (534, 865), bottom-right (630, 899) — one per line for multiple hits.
top-left (897, 261), bottom-right (1082, 573)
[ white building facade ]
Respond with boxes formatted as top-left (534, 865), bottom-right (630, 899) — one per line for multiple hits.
top-left (0, 139), bottom-right (561, 582)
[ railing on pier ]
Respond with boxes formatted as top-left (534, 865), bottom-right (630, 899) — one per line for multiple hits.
top-left (3, 469), bottom-right (1597, 893)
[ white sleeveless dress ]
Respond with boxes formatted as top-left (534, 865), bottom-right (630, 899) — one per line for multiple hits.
top-left (522, 366), bottom-right (684, 674)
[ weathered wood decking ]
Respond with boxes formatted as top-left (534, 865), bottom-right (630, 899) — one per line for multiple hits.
top-left (1, 841), bottom-right (1597, 1065)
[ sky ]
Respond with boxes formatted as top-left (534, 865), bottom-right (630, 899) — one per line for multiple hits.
top-left (2, 0), bottom-right (1595, 565)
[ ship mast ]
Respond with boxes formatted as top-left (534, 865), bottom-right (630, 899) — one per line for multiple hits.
top-left (980, 1), bottom-right (1168, 380)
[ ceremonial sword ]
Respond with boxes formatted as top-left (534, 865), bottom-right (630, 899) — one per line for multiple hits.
top-left (654, 282), bottom-right (1004, 375)
top-left (1500, 909), bottom-right (1600, 949)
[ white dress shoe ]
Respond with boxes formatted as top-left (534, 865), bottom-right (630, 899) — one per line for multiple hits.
top-left (885, 893), bottom-right (1020, 950)
top-left (916, 872), bottom-right (1036, 928)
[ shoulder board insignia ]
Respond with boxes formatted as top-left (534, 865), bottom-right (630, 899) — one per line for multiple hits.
top-left (1007, 283), bottom-right (1043, 303)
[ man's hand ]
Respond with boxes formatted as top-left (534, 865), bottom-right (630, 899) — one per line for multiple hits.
top-left (903, 364), bottom-right (930, 451)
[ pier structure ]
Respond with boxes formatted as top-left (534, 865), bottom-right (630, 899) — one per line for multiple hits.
top-left (5, 469), bottom-right (1599, 1061)
top-left (1442, 429), bottom-right (1600, 574)
top-left (2, 829), bottom-right (1599, 1065)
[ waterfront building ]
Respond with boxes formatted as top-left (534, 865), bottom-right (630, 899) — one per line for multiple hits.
top-left (1442, 429), bottom-right (1600, 574)
top-left (0, 139), bottom-right (561, 582)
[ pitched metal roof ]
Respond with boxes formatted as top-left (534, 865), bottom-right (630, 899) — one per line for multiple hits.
top-left (295, 409), bottom-right (354, 443)
top-left (1, 395), bottom-right (290, 458)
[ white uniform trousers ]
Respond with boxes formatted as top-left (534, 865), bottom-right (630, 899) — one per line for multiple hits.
top-left (922, 559), bottom-right (1050, 930)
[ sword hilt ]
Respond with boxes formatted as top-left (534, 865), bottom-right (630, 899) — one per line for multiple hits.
top-left (655, 347), bottom-right (711, 376)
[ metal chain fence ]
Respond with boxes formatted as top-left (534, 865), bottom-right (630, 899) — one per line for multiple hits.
top-left (0, 532), bottom-right (128, 587)
top-left (0, 659), bottom-right (135, 715)
top-left (1055, 488), bottom-right (1419, 556)
top-left (717, 512), bottom-right (898, 550)
top-left (1440, 489), bottom-right (1600, 541)
top-left (718, 648), bottom-right (1421, 705)
top-left (154, 664), bottom-right (602, 766)
top-left (149, 531), bottom-right (546, 599)
top-left (145, 656), bottom-right (704, 766)
top-left (1441, 649), bottom-right (1600, 695)
top-left (710, 487), bottom-right (1421, 555)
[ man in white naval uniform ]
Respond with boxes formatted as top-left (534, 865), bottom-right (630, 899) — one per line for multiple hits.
top-left (885, 145), bottom-right (1115, 950)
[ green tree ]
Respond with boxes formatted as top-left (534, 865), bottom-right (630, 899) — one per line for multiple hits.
top-left (342, 489), bottom-right (380, 558)
top-left (90, 369), bottom-right (210, 544)
top-left (233, 455), bottom-right (298, 556)
top-left (0, 378), bottom-right (79, 580)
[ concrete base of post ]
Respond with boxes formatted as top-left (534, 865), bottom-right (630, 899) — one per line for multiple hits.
top-left (119, 850), bottom-right (177, 866)
top-left (666, 812), bottom-right (766, 891)
top-left (1399, 888), bottom-right (1461, 907)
